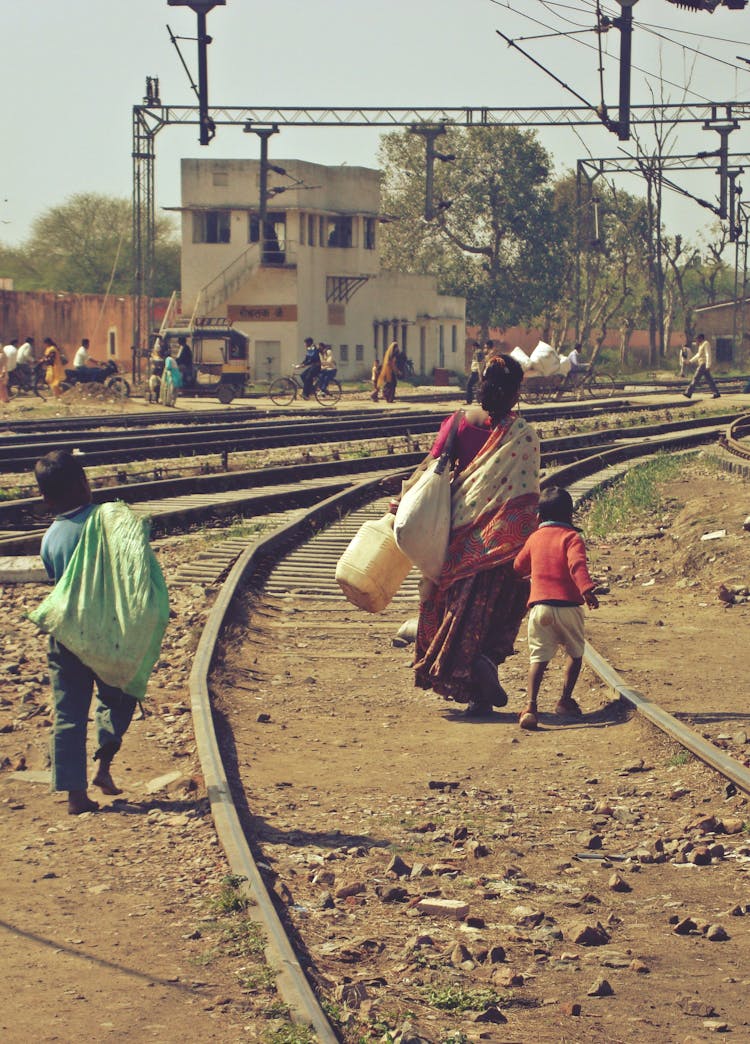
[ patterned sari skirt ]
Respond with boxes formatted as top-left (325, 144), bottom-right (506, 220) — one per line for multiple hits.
top-left (414, 562), bottom-right (529, 704)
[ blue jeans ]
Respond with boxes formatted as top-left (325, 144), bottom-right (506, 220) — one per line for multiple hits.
top-left (47, 638), bottom-right (137, 792)
top-left (301, 364), bottom-right (321, 397)
top-left (319, 368), bottom-right (337, 392)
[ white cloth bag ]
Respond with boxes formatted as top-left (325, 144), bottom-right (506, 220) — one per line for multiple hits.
top-left (510, 346), bottom-right (532, 371)
top-left (394, 412), bottom-right (461, 581)
top-left (528, 340), bottom-right (560, 377)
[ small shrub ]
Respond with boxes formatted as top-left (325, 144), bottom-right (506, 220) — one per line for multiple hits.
top-left (210, 874), bottom-right (250, 915)
top-left (668, 751), bottom-right (692, 767)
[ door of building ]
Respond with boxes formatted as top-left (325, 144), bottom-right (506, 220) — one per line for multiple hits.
top-left (255, 341), bottom-right (281, 382)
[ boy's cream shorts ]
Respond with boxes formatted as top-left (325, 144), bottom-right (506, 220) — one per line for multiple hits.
top-left (527, 603), bottom-right (585, 663)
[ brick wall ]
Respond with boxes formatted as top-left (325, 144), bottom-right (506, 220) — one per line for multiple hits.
top-left (0, 290), bottom-right (168, 367)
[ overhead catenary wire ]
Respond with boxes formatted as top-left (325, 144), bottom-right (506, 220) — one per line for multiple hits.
top-left (566, 0), bottom-right (750, 73)
top-left (493, 0), bottom-right (717, 103)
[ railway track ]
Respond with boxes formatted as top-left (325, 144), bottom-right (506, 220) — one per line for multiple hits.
top-left (181, 427), bottom-right (750, 1040)
top-left (0, 397), bottom-right (707, 474)
top-left (0, 409), bottom-right (738, 560)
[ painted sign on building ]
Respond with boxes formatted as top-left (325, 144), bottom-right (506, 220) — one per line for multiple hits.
top-left (227, 305), bottom-right (298, 322)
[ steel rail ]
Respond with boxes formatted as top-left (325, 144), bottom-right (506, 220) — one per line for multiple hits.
top-left (585, 644), bottom-right (750, 797)
top-left (720, 412), bottom-right (750, 460)
top-left (189, 472), bottom-right (395, 1041)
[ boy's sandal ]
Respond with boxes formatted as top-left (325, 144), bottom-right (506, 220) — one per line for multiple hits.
top-left (519, 706), bottom-right (538, 730)
top-left (554, 697), bottom-right (583, 719)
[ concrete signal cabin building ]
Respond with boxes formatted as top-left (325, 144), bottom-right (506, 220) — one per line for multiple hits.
top-left (173, 158), bottom-right (465, 382)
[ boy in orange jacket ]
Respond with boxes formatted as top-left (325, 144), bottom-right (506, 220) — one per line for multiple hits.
top-left (513, 486), bottom-right (599, 730)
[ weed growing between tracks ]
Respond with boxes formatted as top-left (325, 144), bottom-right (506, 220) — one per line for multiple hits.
top-left (583, 453), bottom-right (684, 538)
top-left (190, 872), bottom-right (316, 1040)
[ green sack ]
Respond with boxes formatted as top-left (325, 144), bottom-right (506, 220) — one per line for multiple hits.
top-left (28, 502), bottom-right (170, 700)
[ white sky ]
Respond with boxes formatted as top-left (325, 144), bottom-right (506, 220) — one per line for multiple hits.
top-left (2, 0), bottom-right (750, 248)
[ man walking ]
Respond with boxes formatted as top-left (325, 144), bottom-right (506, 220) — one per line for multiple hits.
top-left (683, 332), bottom-right (720, 399)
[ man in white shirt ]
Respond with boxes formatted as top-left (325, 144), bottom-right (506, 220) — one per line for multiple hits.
top-left (567, 343), bottom-right (586, 373)
top-left (3, 338), bottom-right (18, 373)
top-left (17, 337), bottom-right (34, 366)
top-left (683, 333), bottom-right (720, 399)
top-left (73, 338), bottom-right (97, 369)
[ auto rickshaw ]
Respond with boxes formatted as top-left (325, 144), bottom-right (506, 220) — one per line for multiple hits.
top-left (151, 319), bottom-right (249, 404)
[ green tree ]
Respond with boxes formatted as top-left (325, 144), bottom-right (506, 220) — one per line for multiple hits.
top-left (546, 172), bottom-right (652, 365)
top-left (379, 126), bottom-right (564, 333)
top-left (0, 193), bottom-right (179, 297)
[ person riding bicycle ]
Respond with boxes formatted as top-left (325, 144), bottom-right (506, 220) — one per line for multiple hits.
top-left (295, 336), bottom-right (321, 399)
top-left (567, 343), bottom-right (587, 374)
top-left (557, 343), bottom-right (588, 397)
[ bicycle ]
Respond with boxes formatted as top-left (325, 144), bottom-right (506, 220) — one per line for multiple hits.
top-left (268, 369), bottom-right (342, 407)
top-left (8, 361), bottom-right (48, 399)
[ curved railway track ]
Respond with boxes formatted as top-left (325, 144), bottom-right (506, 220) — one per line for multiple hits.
top-left (184, 423), bottom-right (750, 1039)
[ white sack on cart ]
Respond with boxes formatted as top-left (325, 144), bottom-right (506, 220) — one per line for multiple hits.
top-left (509, 346), bottom-right (532, 371)
top-left (527, 340), bottom-right (560, 377)
top-left (557, 354), bottom-right (572, 376)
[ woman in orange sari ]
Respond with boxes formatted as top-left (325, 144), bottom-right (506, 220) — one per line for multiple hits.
top-left (375, 341), bottom-right (402, 403)
top-left (412, 356), bottom-right (540, 716)
top-left (43, 338), bottom-right (66, 397)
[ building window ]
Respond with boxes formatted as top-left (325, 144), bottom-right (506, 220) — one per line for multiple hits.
top-left (299, 212), bottom-right (306, 246)
top-left (364, 217), bottom-right (376, 250)
top-left (248, 213), bottom-right (286, 262)
top-left (451, 325), bottom-right (457, 353)
top-left (716, 336), bottom-right (733, 363)
top-left (319, 216), bottom-right (326, 246)
top-left (193, 210), bottom-right (231, 243)
top-left (340, 344), bottom-right (349, 362)
top-left (308, 214), bottom-right (316, 247)
top-left (108, 329), bottom-right (117, 358)
top-left (355, 344), bottom-right (364, 361)
top-left (327, 216), bottom-right (353, 248)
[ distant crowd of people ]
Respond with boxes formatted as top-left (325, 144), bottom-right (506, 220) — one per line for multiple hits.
top-left (0, 334), bottom-right (111, 402)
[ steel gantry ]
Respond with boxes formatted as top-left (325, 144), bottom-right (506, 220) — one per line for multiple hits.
top-left (131, 100), bottom-right (750, 353)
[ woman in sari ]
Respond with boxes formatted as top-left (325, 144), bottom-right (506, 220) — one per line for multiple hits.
top-left (409, 355), bottom-right (540, 716)
top-left (159, 353), bottom-right (181, 407)
top-left (375, 341), bottom-right (402, 403)
top-left (42, 337), bottom-right (66, 398)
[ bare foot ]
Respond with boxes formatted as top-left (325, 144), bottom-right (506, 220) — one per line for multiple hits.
top-left (68, 790), bottom-right (99, 815)
top-left (92, 768), bottom-right (123, 796)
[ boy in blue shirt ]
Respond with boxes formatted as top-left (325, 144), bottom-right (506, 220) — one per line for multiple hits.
top-left (35, 450), bottom-right (138, 814)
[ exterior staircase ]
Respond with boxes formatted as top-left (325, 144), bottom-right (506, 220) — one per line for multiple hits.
top-left (199, 244), bottom-right (263, 314)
